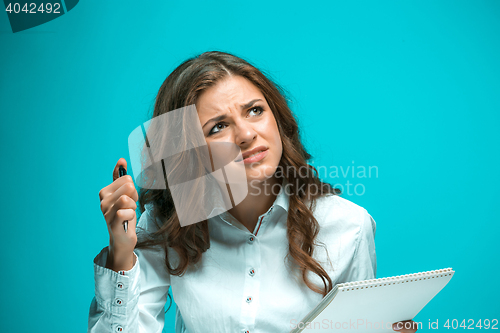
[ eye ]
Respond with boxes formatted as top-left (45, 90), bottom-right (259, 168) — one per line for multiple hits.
top-left (207, 106), bottom-right (264, 136)
top-left (208, 122), bottom-right (227, 136)
top-left (249, 106), bottom-right (264, 116)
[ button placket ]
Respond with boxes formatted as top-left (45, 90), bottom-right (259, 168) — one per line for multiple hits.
top-left (113, 274), bottom-right (129, 315)
top-left (254, 205), bottom-right (274, 235)
top-left (240, 231), bottom-right (260, 331)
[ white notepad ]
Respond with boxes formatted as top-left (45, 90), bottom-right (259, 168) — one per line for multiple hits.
top-left (290, 268), bottom-right (455, 333)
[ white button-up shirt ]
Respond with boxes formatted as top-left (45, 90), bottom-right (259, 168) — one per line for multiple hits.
top-left (88, 180), bottom-right (377, 333)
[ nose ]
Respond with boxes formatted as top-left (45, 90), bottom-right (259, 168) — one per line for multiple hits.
top-left (233, 117), bottom-right (257, 146)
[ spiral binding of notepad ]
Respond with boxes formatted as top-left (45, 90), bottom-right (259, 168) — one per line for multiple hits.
top-left (337, 268), bottom-right (454, 292)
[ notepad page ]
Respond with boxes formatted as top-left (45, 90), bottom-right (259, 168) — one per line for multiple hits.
top-left (291, 269), bottom-right (454, 333)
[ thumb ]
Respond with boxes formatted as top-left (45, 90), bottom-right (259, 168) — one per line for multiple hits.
top-left (113, 158), bottom-right (128, 182)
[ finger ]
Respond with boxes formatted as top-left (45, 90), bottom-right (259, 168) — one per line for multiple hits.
top-left (99, 170), bottom-right (133, 203)
top-left (111, 208), bottom-right (136, 234)
top-left (109, 180), bottom-right (138, 204)
top-left (100, 175), bottom-right (137, 205)
top-left (111, 181), bottom-right (138, 205)
top-left (103, 193), bottom-right (138, 224)
top-left (113, 158), bottom-right (128, 182)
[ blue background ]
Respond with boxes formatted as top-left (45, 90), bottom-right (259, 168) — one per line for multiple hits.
top-left (1, 0), bottom-right (499, 332)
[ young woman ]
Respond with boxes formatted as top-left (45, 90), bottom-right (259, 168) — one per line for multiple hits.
top-left (88, 51), bottom-right (418, 333)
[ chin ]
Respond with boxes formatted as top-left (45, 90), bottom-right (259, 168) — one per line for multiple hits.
top-left (246, 163), bottom-right (278, 183)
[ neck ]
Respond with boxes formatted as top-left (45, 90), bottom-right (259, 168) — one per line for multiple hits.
top-left (227, 176), bottom-right (281, 233)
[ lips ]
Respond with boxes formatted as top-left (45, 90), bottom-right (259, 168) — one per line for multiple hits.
top-left (236, 145), bottom-right (268, 162)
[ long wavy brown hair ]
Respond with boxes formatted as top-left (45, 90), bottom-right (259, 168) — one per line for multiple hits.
top-left (135, 51), bottom-right (341, 304)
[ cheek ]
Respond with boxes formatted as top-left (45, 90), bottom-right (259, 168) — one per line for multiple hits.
top-left (270, 119), bottom-right (283, 158)
top-left (275, 134), bottom-right (283, 160)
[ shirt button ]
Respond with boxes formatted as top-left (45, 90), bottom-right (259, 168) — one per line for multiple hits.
top-left (249, 268), bottom-right (255, 276)
top-left (246, 296), bottom-right (253, 303)
top-left (116, 326), bottom-right (123, 332)
top-left (115, 298), bottom-right (123, 306)
top-left (247, 235), bottom-right (255, 244)
top-left (116, 282), bottom-right (124, 289)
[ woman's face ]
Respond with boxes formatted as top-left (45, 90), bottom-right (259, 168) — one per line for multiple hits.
top-left (196, 75), bottom-right (283, 185)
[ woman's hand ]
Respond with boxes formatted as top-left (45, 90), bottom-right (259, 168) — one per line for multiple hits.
top-left (98, 158), bottom-right (139, 272)
top-left (392, 320), bottom-right (419, 333)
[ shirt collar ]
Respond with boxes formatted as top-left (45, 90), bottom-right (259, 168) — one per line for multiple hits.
top-left (274, 177), bottom-right (289, 213)
top-left (215, 177), bottom-right (289, 228)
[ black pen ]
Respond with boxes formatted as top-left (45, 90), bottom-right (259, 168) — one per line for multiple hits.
top-left (118, 165), bottom-right (128, 233)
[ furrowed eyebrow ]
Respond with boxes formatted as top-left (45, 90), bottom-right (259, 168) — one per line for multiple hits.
top-left (202, 99), bottom-right (263, 129)
top-left (203, 113), bottom-right (229, 129)
top-left (240, 99), bottom-right (262, 109)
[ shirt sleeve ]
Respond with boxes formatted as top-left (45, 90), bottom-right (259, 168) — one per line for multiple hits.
top-left (343, 208), bottom-right (377, 282)
top-left (88, 206), bottom-right (171, 333)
